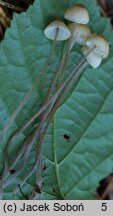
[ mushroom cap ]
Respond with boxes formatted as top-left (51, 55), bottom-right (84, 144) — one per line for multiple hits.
top-left (64, 4), bottom-right (89, 24)
top-left (44, 20), bottom-right (71, 41)
top-left (68, 23), bottom-right (91, 48)
top-left (86, 33), bottom-right (109, 58)
top-left (82, 46), bottom-right (102, 69)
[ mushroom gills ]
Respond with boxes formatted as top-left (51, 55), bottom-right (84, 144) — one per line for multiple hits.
top-left (44, 20), bottom-right (71, 41)
top-left (82, 46), bottom-right (102, 69)
top-left (86, 33), bottom-right (109, 58)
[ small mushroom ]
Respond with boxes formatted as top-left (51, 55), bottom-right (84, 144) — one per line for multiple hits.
top-left (53, 23), bottom-right (91, 85)
top-left (68, 23), bottom-right (91, 49)
top-left (43, 20), bottom-right (71, 80)
top-left (82, 34), bottom-right (109, 68)
top-left (43, 20), bottom-right (71, 91)
top-left (44, 20), bottom-right (71, 41)
top-left (1, 20), bottom-right (71, 139)
top-left (64, 4), bottom-right (89, 24)
top-left (86, 33), bottom-right (109, 58)
top-left (82, 46), bottom-right (102, 69)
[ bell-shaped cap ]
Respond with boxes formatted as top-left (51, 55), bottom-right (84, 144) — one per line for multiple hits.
top-left (82, 46), bottom-right (102, 69)
top-left (44, 20), bottom-right (71, 41)
top-left (86, 34), bottom-right (109, 58)
top-left (68, 23), bottom-right (91, 48)
top-left (64, 4), bottom-right (89, 24)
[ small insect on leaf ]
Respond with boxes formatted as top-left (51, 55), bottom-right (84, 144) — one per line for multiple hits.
top-left (63, 134), bottom-right (70, 141)
top-left (10, 169), bottom-right (16, 174)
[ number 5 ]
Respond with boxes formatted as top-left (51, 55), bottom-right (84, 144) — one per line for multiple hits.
top-left (101, 203), bottom-right (107, 211)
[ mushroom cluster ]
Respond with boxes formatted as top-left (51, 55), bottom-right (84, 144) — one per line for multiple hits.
top-left (0, 4), bottom-right (110, 198)
top-left (44, 3), bottom-right (109, 69)
top-left (1, 3), bottom-right (109, 140)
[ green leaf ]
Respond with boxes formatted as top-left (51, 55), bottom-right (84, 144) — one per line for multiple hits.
top-left (0, 0), bottom-right (113, 199)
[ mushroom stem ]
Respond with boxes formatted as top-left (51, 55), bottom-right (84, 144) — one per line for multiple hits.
top-left (2, 46), bottom-right (95, 177)
top-left (34, 31), bottom-right (75, 189)
top-left (14, 47), bottom-right (95, 194)
top-left (52, 62), bottom-right (88, 111)
top-left (8, 46), bottom-right (96, 137)
top-left (38, 29), bottom-right (74, 121)
top-left (2, 33), bottom-right (73, 190)
top-left (2, 96), bottom-right (56, 189)
top-left (58, 29), bottom-right (75, 86)
top-left (0, 28), bottom-right (59, 142)
top-left (2, 135), bottom-right (32, 182)
top-left (29, 60), bottom-right (88, 191)
top-left (3, 46), bottom-right (96, 194)
top-left (0, 51), bottom-right (86, 197)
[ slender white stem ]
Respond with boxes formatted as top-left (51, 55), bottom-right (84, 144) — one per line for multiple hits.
top-left (16, 47), bottom-right (96, 132)
top-left (2, 46), bottom-right (96, 194)
top-left (0, 29), bottom-right (59, 142)
top-left (12, 48), bottom-right (95, 196)
top-left (3, 98), bottom-right (56, 189)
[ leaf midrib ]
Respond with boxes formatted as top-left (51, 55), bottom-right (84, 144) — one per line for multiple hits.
top-left (53, 114), bottom-right (64, 198)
